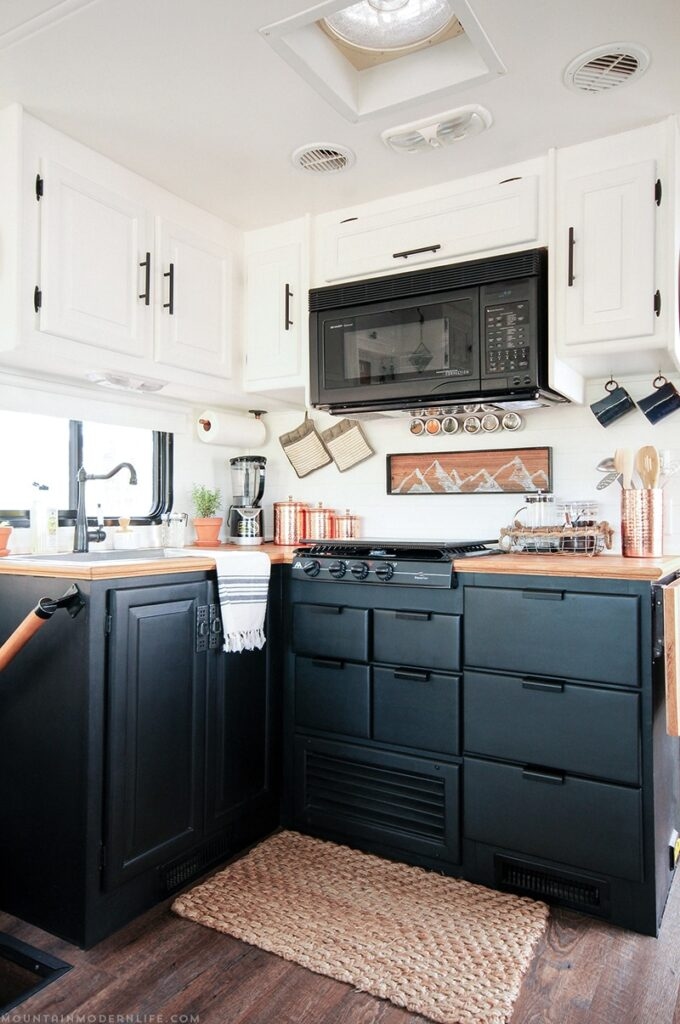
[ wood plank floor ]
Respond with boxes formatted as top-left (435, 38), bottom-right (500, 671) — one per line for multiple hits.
top-left (1, 870), bottom-right (679, 1024)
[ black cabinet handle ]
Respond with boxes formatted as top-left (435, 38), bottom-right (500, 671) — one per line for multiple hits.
top-left (163, 262), bottom-right (175, 315)
top-left (522, 678), bottom-right (565, 693)
top-left (309, 605), bottom-right (342, 615)
top-left (521, 590), bottom-right (564, 601)
top-left (522, 767), bottom-right (564, 785)
top-left (311, 658), bottom-right (344, 669)
top-left (395, 611), bottom-right (431, 620)
top-left (392, 244), bottom-right (441, 260)
top-left (139, 252), bottom-right (151, 305)
top-left (567, 227), bottom-right (575, 286)
top-left (284, 283), bottom-right (293, 331)
top-left (394, 669), bottom-right (430, 682)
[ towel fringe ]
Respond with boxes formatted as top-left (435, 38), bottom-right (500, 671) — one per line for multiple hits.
top-left (223, 627), bottom-right (266, 653)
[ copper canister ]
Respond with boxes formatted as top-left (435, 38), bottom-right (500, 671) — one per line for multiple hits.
top-left (273, 496), bottom-right (307, 546)
top-left (305, 502), bottom-right (336, 540)
top-left (334, 508), bottom-right (360, 539)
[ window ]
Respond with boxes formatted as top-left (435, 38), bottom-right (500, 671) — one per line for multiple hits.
top-left (0, 411), bottom-right (173, 526)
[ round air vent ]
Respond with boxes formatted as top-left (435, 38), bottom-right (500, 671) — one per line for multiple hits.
top-left (564, 44), bottom-right (650, 93)
top-left (291, 143), bottom-right (356, 174)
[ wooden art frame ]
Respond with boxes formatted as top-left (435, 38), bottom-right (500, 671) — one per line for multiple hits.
top-left (386, 447), bottom-right (553, 495)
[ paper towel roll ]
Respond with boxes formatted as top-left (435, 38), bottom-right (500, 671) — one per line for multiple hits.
top-left (196, 409), bottom-right (266, 447)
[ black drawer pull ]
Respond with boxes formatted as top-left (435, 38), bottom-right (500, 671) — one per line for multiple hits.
top-left (522, 767), bottom-right (564, 785)
top-left (311, 658), bottom-right (344, 669)
top-left (521, 590), bottom-right (564, 601)
top-left (394, 669), bottom-right (430, 682)
top-left (392, 244), bottom-right (441, 260)
top-left (309, 605), bottom-right (342, 615)
top-left (522, 678), bottom-right (565, 693)
top-left (394, 611), bottom-right (431, 621)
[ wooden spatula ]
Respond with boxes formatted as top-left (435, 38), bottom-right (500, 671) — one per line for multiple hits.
top-left (615, 448), bottom-right (634, 489)
top-left (636, 445), bottom-right (660, 489)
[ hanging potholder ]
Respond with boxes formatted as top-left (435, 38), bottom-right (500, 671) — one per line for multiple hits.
top-left (279, 414), bottom-right (332, 478)
top-left (321, 418), bottom-right (374, 473)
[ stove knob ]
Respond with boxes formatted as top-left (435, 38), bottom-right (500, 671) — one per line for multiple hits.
top-left (302, 559), bottom-right (321, 577)
top-left (375, 563), bottom-right (395, 582)
top-left (350, 561), bottom-right (369, 580)
top-left (329, 560), bottom-right (347, 579)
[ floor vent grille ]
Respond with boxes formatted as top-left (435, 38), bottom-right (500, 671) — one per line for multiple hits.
top-left (496, 856), bottom-right (610, 914)
top-left (159, 834), bottom-right (232, 894)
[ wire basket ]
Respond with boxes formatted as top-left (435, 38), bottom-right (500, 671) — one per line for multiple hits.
top-left (499, 521), bottom-right (614, 556)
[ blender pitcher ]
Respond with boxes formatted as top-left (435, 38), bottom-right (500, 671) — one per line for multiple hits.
top-left (228, 456), bottom-right (266, 545)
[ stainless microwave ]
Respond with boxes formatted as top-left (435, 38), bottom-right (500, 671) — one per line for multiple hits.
top-left (309, 248), bottom-right (566, 413)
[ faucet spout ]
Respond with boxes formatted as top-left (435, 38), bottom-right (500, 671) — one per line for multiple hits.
top-left (73, 462), bottom-right (138, 553)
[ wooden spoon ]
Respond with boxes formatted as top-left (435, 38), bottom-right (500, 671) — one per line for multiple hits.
top-left (614, 448), bottom-right (634, 489)
top-left (635, 445), bottom-right (660, 489)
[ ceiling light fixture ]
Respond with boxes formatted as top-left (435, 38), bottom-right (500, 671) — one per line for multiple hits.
top-left (382, 104), bottom-right (492, 153)
top-left (323, 0), bottom-right (455, 52)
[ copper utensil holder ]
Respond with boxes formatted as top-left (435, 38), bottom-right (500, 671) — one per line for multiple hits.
top-left (621, 489), bottom-right (663, 557)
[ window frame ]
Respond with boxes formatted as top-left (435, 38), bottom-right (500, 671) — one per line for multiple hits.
top-left (0, 421), bottom-right (173, 528)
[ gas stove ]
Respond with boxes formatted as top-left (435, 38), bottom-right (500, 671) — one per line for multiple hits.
top-left (291, 538), bottom-right (500, 588)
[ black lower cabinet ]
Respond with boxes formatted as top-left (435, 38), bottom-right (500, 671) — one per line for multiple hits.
top-left (0, 567), bottom-right (281, 948)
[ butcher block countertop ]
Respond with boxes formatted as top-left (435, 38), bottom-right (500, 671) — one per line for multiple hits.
top-left (0, 543), bottom-right (678, 581)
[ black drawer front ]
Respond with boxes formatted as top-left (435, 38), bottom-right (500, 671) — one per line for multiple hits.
top-left (295, 736), bottom-right (460, 864)
top-left (464, 586), bottom-right (640, 685)
top-left (464, 757), bottom-right (642, 882)
top-left (373, 609), bottom-right (461, 672)
top-left (295, 657), bottom-right (370, 738)
top-left (464, 671), bottom-right (639, 784)
top-left (292, 603), bottom-right (369, 662)
top-left (374, 667), bottom-right (460, 755)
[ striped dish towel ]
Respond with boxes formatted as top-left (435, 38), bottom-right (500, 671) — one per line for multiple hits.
top-left (213, 551), bottom-right (271, 652)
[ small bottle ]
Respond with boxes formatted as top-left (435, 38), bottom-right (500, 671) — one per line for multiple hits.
top-left (31, 482), bottom-right (49, 554)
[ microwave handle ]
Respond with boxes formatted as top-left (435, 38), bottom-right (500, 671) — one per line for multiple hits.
top-left (392, 244), bottom-right (441, 260)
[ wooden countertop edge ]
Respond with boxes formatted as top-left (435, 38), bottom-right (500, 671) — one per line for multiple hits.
top-left (0, 545), bottom-right (677, 581)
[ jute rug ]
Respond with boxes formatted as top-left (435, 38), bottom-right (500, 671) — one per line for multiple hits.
top-left (172, 831), bottom-right (549, 1024)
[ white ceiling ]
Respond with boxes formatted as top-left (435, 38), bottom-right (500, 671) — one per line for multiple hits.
top-left (0, 0), bottom-right (678, 230)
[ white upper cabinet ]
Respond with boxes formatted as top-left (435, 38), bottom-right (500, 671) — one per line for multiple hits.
top-left (554, 120), bottom-right (679, 377)
top-left (316, 168), bottom-right (542, 283)
top-left (38, 160), bottom-right (154, 358)
top-left (0, 105), bottom-right (243, 406)
top-left (155, 218), bottom-right (232, 377)
top-left (243, 217), bottom-right (308, 400)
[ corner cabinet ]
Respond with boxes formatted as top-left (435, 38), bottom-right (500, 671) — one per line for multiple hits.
top-left (553, 119), bottom-right (680, 376)
top-left (0, 567), bottom-right (281, 947)
top-left (0, 104), bottom-right (241, 403)
top-left (243, 217), bottom-right (309, 402)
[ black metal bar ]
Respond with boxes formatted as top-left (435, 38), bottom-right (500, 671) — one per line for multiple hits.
top-left (163, 263), bottom-right (175, 314)
top-left (139, 252), bottom-right (151, 305)
top-left (33, 286), bottom-right (42, 312)
top-left (284, 283), bottom-right (293, 331)
top-left (35, 174), bottom-right (44, 201)
top-left (654, 290), bottom-right (661, 317)
top-left (655, 179), bottom-right (662, 206)
top-left (392, 244), bottom-right (441, 260)
top-left (567, 227), bottom-right (575, 286)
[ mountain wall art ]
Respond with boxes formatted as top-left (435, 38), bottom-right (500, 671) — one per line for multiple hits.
top-left (387, 447), bottom-right (552, 495)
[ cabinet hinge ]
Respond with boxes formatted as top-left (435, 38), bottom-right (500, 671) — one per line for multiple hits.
top-left (655, 178), bottom-right (662, 206)
top-left (209, 603), bottom-right (223, 649)
top-left (652, 586), bottom-right (664, 659)
top-left (104, 613), bottom-right (112, 636)
top-left (654, 290), bottom-right (662, 317)
top-left (35, 174), bottom-right (43, 201)
top-left (99, 842), bottom-right (107, 870)
top-left (33, 286), bottom-right (42, 313)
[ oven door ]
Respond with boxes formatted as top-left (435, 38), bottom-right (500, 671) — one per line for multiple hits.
top-left (311, 289), bottom-right (479, 409)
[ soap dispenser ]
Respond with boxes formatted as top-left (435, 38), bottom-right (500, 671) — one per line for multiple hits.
top-left (31, 482), bottom-right (58, 554)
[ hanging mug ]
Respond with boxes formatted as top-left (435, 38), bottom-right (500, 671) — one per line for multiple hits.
top-left (638, 375), bottom-right (680, 425)
top-left (590, 378), bottom-right (636, 428)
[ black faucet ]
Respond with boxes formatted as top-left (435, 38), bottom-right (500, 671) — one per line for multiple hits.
top-left (73, 463), bottom-right (138, 553)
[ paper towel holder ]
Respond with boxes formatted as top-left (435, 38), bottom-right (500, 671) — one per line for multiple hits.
top-left (198, 409), bottom-right (267, 433)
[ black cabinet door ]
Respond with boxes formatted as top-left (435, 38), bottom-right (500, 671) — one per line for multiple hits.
top-left (205, 644), bottom-right (270, 831)
top-left (104, 582), bottom-right (207, 889)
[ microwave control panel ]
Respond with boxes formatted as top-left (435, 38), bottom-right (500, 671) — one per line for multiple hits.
top-left (481, 279), bottom-right (538, 386)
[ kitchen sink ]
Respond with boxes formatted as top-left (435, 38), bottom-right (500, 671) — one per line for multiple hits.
top-left (7, 548), bottom-right (197, 564)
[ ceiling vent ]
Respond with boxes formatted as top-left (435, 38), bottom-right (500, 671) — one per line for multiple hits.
top-left (564, 44), bottom-right (650, 94)
top-left (291, 142), bottom-right (356, 173)
top-left (382, 105), bottom-right (492, 154)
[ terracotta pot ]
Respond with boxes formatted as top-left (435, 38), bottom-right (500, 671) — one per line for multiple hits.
top-left (192, 517), bottom-right (223, 547)
top-left (0, 525), bottom-right (12, 556)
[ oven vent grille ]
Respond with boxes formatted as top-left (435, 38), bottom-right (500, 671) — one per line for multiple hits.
top-left (497, 856), bottom-right (609, 913)
top-left (305, 751), bottom-right (446, 840)
top-left (309, 249), bottom-right (545, 311)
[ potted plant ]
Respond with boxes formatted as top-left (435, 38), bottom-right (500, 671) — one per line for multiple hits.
top-left (0, 521), bottom-right (12, 556)
top-left (191, 485), bottom-right (223, 547)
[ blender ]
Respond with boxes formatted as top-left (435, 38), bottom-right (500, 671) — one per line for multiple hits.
top-left (228, 455), bottom-right (266, 545)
